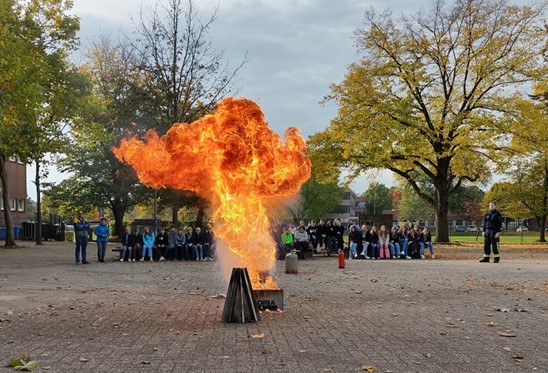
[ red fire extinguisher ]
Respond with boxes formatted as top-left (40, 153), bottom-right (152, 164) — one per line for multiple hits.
top-left (338, 250), bottom-right (345, 269)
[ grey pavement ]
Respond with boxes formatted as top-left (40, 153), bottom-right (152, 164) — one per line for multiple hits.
top-left (0, 241), bottom-right (547, 373)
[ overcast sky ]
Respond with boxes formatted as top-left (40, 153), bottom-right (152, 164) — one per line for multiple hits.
top-left (29, 0), bottom-right (431, 199)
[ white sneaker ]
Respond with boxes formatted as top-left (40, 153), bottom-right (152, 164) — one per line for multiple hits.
top-left (431, 255), bottom-right (435, 259)
top-left (365, 256), bottom-right (370, 259)
top-left (139, 258), bottom-right (144, 262)
top-left (160, 256), bottom-right (165, 261)
top-left (120, 258), bottom-right (124, 262)
top-left (132, 259), bottom-right (135, 262)
top-left (421, 254), bottom-right (426, 259)
top-left (406, 256), bottom-right (411, 259)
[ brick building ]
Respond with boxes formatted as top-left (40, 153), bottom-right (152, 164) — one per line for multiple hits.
top-left (0, 156), bottom-right (27, 226)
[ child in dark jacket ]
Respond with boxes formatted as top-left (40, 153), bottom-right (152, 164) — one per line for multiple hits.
top-left (120, 227), bottom-right (136, 262)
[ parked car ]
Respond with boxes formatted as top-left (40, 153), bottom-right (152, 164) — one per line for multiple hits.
top-left (454, 225), bottom-right (465, 232)
top-left (466, 225), bottom-right (477, 232)
top-left (516, 226), bottom-right (528, 232)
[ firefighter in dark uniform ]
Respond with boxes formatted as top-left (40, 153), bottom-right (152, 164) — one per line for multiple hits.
top-left (480, 201), bottom-right (503, 263)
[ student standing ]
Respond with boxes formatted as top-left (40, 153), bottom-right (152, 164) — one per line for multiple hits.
top-left (94, 218), bottom-right (110, 262)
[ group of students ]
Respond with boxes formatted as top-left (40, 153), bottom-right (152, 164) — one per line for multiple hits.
top-left (346, 220), bottom-right (435, 260)
top-left (119, 225), bottom-right (215, 262)
top-left (279, 219), bottom-right (435, 261)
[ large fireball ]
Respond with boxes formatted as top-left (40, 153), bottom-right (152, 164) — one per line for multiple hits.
top-left (113, 97), bottom-right (311, 273)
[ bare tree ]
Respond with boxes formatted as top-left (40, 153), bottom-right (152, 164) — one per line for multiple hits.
top-left (128, 0), bottom-right (247, 225)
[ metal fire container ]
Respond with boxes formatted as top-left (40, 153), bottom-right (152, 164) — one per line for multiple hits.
top-left (252, 288), bottom-right (284, 311)
top-left (285, 250), bottom-right (298, 274)
top-left (222, 268), bottom-right (260, 323)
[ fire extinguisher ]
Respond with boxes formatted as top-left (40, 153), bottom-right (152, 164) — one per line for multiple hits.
top-left (338, 250), bottom-right (345, 269)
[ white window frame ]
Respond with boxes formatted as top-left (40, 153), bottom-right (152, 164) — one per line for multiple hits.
top-left (18, 199), bottom-right (25, 212)
top-left (10, 198), bottom-right (16, 211)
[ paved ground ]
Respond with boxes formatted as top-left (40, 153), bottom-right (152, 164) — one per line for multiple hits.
top-left (0, 241), bottom-right (547, 373)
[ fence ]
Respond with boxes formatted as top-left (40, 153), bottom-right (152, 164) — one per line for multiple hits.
top-left (0, 214), bottom-right (66, 241)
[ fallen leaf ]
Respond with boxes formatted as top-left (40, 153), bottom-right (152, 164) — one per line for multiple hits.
top-left (503, 347), bottom-right (512, 351)
top-left (361, 365), bottom-right (376, 372)
top-left (499, 332), bottom-right (516, 338)
top-left (512, 355), bottom-right (524, 360)
top-left (79, 357), bottom-right (88, 362)
top-left (496, 307), bottom-right (511, 313)
top-left (486, 321), bottom-right (496, 327)
top-left (141, 361), bottom-right (151, 365)
top-left (424, 352), bottom-right (432, 359)
top-left (249, 333), bottom-right (264, 339)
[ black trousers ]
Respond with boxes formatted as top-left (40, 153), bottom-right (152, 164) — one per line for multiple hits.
top-left (483, 230), bottom-right (500, 257)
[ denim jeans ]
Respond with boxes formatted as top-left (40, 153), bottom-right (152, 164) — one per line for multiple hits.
top-left (349, 242), bottom-right (358, 258)
top-left (142, 244), bottom-right (153, 260)
top-left (361, 242), bottom-right (370, 257)
top-left (370, 243), bottom-right (380, 258)
top-left (96, 240), bottom-right (108, 261)
top-left (420, 242), bottom-right (434, 255)
top-left (75, 235), bottom-right (88, 263)
top-left (193, 244), bottom-right (203, 260)
top-left (399, 239), bottom-right (409, 257)
top-left (121, 245), bottom-right (132, 261)
top-left (389, 242), bottom-right (401, 257)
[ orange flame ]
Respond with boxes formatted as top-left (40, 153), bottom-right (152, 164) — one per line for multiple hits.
top-left (113, 97), bottom-right (311, 277)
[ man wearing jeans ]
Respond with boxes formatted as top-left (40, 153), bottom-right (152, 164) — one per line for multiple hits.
top-left (480, 201), bottom-right (503, 263)
top-left (74, 210), bottom-right (90, 265)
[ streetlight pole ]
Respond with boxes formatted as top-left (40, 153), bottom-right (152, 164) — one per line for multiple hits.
top-left (154, 189), bottom-right (158, 234)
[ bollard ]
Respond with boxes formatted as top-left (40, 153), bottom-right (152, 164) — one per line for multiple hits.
top-left (285, 250), bottom-right (298, 274)
top-left (338, 250), bottom-right (345, 269)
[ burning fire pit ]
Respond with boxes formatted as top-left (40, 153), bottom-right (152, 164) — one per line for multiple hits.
top-left (222, 268), bottom-right (283, 323)
top-left (251, 270), bottom-right (283, 311)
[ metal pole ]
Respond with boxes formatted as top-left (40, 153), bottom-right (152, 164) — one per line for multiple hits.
top-left (154, 189), bottom-right (158, 234)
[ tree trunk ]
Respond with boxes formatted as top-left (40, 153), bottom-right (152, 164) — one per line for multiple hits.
top-left (538, 215), bottom-right (546, 242)
top-left (35, 161), bottom-right (43, 245)
top-left (171, 190), bottom-right (180, 226)
top-left (0, 153), bottom-right (16, 247)
top-left (110, 197), bottom-right (127, 239)
top-left (196, 203), bottom-right (205, 228)
top-left (435, 187), bottom-right (450, 243)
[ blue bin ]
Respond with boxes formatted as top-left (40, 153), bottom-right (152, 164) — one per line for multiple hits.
top-left (0, 227), bottom-right (5, 240)
top-left (13, 225), bottom-right (20, 239)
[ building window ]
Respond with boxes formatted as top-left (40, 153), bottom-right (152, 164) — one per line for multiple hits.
top-left (10, 198), bottom-right (17, 211)
top-left (18, 199), bottom-right (25, 212)
top-left (0, 198), bottom-right (3, 210)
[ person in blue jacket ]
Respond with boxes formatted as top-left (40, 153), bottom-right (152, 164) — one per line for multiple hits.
top-left (140, 226), bottom-right (155, 262)
top-left (94, 218), bottom-right (110, 262)
top-left (74, 210), bottom-right (91, 265)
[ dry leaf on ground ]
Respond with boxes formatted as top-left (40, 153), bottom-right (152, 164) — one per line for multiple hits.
top-left (499, 332), bottom-right (516, 337)
top-left (361, 365), bottom-right (376, 371)
top-left (249, 333), bottom-right (264, 339)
